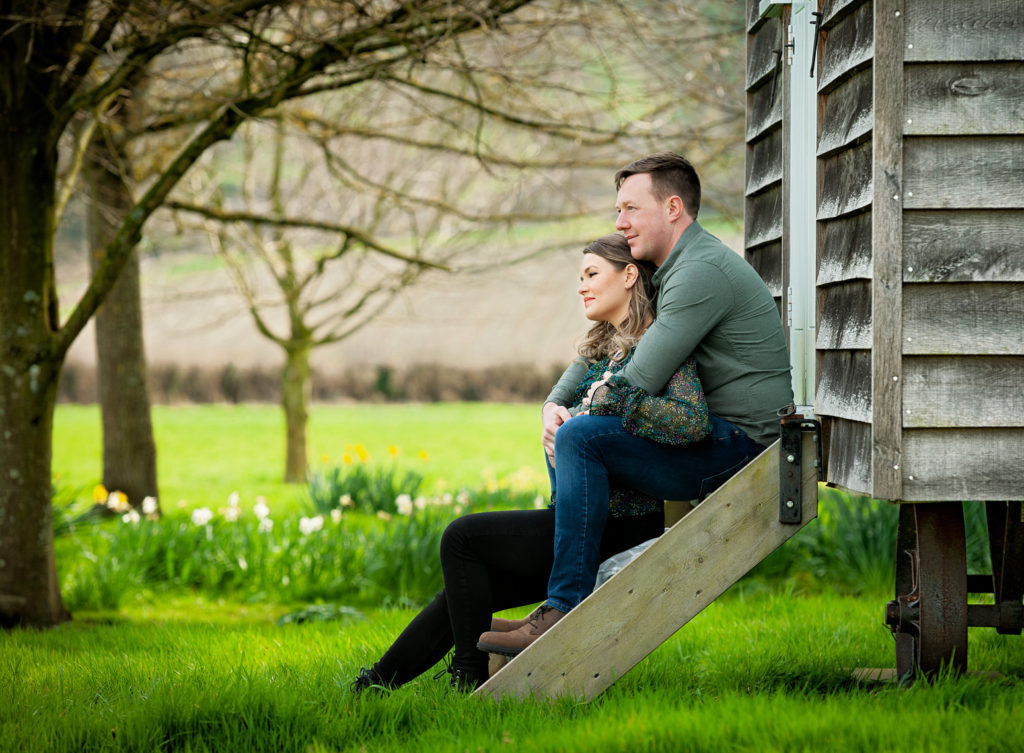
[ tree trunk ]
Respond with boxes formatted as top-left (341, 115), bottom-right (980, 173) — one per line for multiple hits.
top-left (0, 91), bottom-right (70, 627)
top-left (85, 134), bottom-right (159, 510)
top-left (282, 344), bottom-right (312, 483)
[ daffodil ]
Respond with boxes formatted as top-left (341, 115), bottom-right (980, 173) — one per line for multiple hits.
top-left (106, 491), bottom-right (130, 513)
top-left (258, 517), bottom-right (274, 533)
top-left (387, 445), bottom-right (399, 457)
top-left (330, 508), bottom-right (343, 524)
top-left (395, 494), bottom-right (413, 516)
top-left (191, 507), bottom-right (214, 526)
top-left (253, 498), bottom-right (270, 520)
top-left (141, 496), bottom-right (159, 515)
top-left (418, 450), bottom-right (429, 462)
top-left (122, 509), bottom-right (141, 525)
top-left (355, 444), bottom-right (369, 462)
top-left (299, 515), bottom-right (324, 535)
top-left (92, 484), bottom-right (108, 503)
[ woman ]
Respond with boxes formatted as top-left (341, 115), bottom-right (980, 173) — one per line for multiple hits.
top-left (352, 234), bottom-right (708, 692)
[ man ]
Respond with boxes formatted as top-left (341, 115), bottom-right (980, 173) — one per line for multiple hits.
top-left (478, 153), bottom-right (794, 656)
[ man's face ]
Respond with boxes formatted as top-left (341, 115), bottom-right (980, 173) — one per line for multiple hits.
top-left (614, 173), bottom-right (676, 267)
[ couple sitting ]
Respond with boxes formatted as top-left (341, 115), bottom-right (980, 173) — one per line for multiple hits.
top-left (353, 152), bottom-right (793, 692)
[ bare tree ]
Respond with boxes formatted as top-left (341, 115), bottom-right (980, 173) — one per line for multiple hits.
top-left (163, 0), bottom-right (747, 481)
top-left (1, 0), bottom-right (559, 629)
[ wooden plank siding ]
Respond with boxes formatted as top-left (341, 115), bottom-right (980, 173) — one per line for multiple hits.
top-left (903, 283), bottom-right (1024, 355)
top-left (813, 0), bottom-right (878, 498)
top-left (810, 0), bottom-right (1024, 501)
top-left (902, 0), bottom-right (1024, 63)
top-left (745, 4), bottom-right (787, 315)
top-left (903, 136), bottom-right (1024, 209)
top-left (904, 62), bottom-right (1024, 136)
top-left (868, 0), bottom-right (905, 500)
top-left (903, 356), bottom-right (1024, 428)
top-left (903, 428), bottom-right (1024, 501)
top-left (903, 211), bottom-right (1024, 282)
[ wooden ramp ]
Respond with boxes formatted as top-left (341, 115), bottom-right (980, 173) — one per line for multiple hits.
top-left (475, 433), bottom-right (819, 702)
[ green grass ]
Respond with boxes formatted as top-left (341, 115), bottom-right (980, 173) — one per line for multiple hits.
top-left (53, 402), bottom-right (547, 514)
top-left (3, 591), bottom-right (1022, 752)
top-left (37, 403), bottom-right (1024, 750)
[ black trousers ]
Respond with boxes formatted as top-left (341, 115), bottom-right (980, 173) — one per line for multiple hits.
top-left (370, 507), bottom-right (664, 686)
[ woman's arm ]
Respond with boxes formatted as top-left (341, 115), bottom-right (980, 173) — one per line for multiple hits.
top-left (588, 357), bottom-right (709, 445)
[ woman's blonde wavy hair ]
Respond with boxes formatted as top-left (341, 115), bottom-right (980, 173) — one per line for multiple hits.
top-left (577, 234), bottom-right (657, 362)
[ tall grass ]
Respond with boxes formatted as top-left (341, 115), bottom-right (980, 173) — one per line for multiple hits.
top-left (3, 592), bottom-right (1022, 753)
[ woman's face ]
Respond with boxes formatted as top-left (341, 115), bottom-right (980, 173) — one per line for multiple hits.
top-left (578, 252), bottom-right (634, 329)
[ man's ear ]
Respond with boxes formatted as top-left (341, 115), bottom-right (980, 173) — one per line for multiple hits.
top-left (665, 195), bottom-right (686, 222)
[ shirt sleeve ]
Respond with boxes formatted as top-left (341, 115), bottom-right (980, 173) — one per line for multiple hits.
top-left (588, 357), bottom-right (709, 445)
top-left (544, 357), bottom-right (590, 407)
top-left (617, 260), bottom-right (734, 394)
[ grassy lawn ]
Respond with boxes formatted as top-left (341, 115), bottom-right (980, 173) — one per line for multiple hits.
top-left (53, 402), bottom-right (547, 514)
top-left (26, 403), bottom-right (1024, 751)
top-left (4, 590), bottom-right (1023, 752)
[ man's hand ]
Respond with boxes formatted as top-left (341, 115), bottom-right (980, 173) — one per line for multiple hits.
top-left (542, 402), bottom-right (572, 467)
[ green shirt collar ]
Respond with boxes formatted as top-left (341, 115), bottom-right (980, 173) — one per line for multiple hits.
top-left (652, 219), bottom-right (703, 288)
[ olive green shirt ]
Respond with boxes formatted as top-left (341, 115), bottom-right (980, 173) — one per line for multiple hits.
top-left (546, 221), bottom-right (793, 446)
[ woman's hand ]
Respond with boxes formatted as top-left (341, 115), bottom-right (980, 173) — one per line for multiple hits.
top-left (542, 402), bottom-right (572, 467)
top-left (579, 371), bottom-right (613, 414)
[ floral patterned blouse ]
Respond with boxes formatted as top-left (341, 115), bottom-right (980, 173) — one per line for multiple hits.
top-left (552, 350), bottom-right (710, 518)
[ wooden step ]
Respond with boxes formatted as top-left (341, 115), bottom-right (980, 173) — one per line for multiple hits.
top-left (475, 434), bottom-right (819, 701)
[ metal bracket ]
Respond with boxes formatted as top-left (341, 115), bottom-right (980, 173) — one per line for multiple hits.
top-left (779, 414), bottom-right (822, 524)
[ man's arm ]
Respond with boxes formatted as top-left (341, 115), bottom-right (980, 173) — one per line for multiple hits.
top-left (617, 261), bottom-right (733, 393)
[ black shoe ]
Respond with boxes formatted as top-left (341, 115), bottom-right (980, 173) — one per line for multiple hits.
top-left (433, 653), bottom-right (487, 693)
top-left (351, 666), bottom-right (384, 694)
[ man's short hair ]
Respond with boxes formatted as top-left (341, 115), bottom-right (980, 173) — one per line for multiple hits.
top-left (615, 152), bottom-right (701, 218)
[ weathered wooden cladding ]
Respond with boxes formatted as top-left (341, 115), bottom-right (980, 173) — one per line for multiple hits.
top-left (815, 349), bottom-right (872, 423)
top-left (818, 67), bottom-right (874, 157)
top-left (818, 0), bottom-right (874, 93)
top-left (903, 210), bottom-right (1024, 282)
top-left (747, 15), bottom-right (785, 90)
top-left (817, 139), bottom-right (873, 220)
top-left (905, 62), bottom-right (1024, 136)
top-left (817, 280), bottom-right (872, 350)
top-left (747, 241), bottom-right (783, 299)
top-left (868, 0), bottom-right (905, 501)
top-left (821, 0), bottom-right (869, 28)
top-left (818, 211), bottom-right (872, 284)
top-left (903, 355), bottom-right (1024, 428)
top-left (745, 1), bottom-right (787, 348)
top-left (821, 416), bottom-right (873, 493)
top-left (746, 64), bottom-right (785, 142)
top-left (902, 428), bottom-right (1024, 501)
top-left (904, 0), bottom-right (1024, 63)
top-left (746, 126), bottom-right (784, 196)
top-left (904, 136), bottom-right (1024, 209)
top-left (903, 282), bottom-right (1024, 355)
top-left (745, 182), bottom-right (783, 249)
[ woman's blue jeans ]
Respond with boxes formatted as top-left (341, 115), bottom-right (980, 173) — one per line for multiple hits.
top-left (544, 413), bottom-right (765, 613)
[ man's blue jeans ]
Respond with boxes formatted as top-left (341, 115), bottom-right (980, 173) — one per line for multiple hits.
top-left (544, 414), bottom-right (765, 613)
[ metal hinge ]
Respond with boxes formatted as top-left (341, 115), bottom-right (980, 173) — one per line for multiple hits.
top-left (779, 413), bottom-right (822, 524)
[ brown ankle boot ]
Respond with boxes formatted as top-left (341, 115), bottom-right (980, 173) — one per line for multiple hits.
top-left (490, 615), bottom-right (529, 632)
top-left (477, 604), bottom-right (566, 657)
